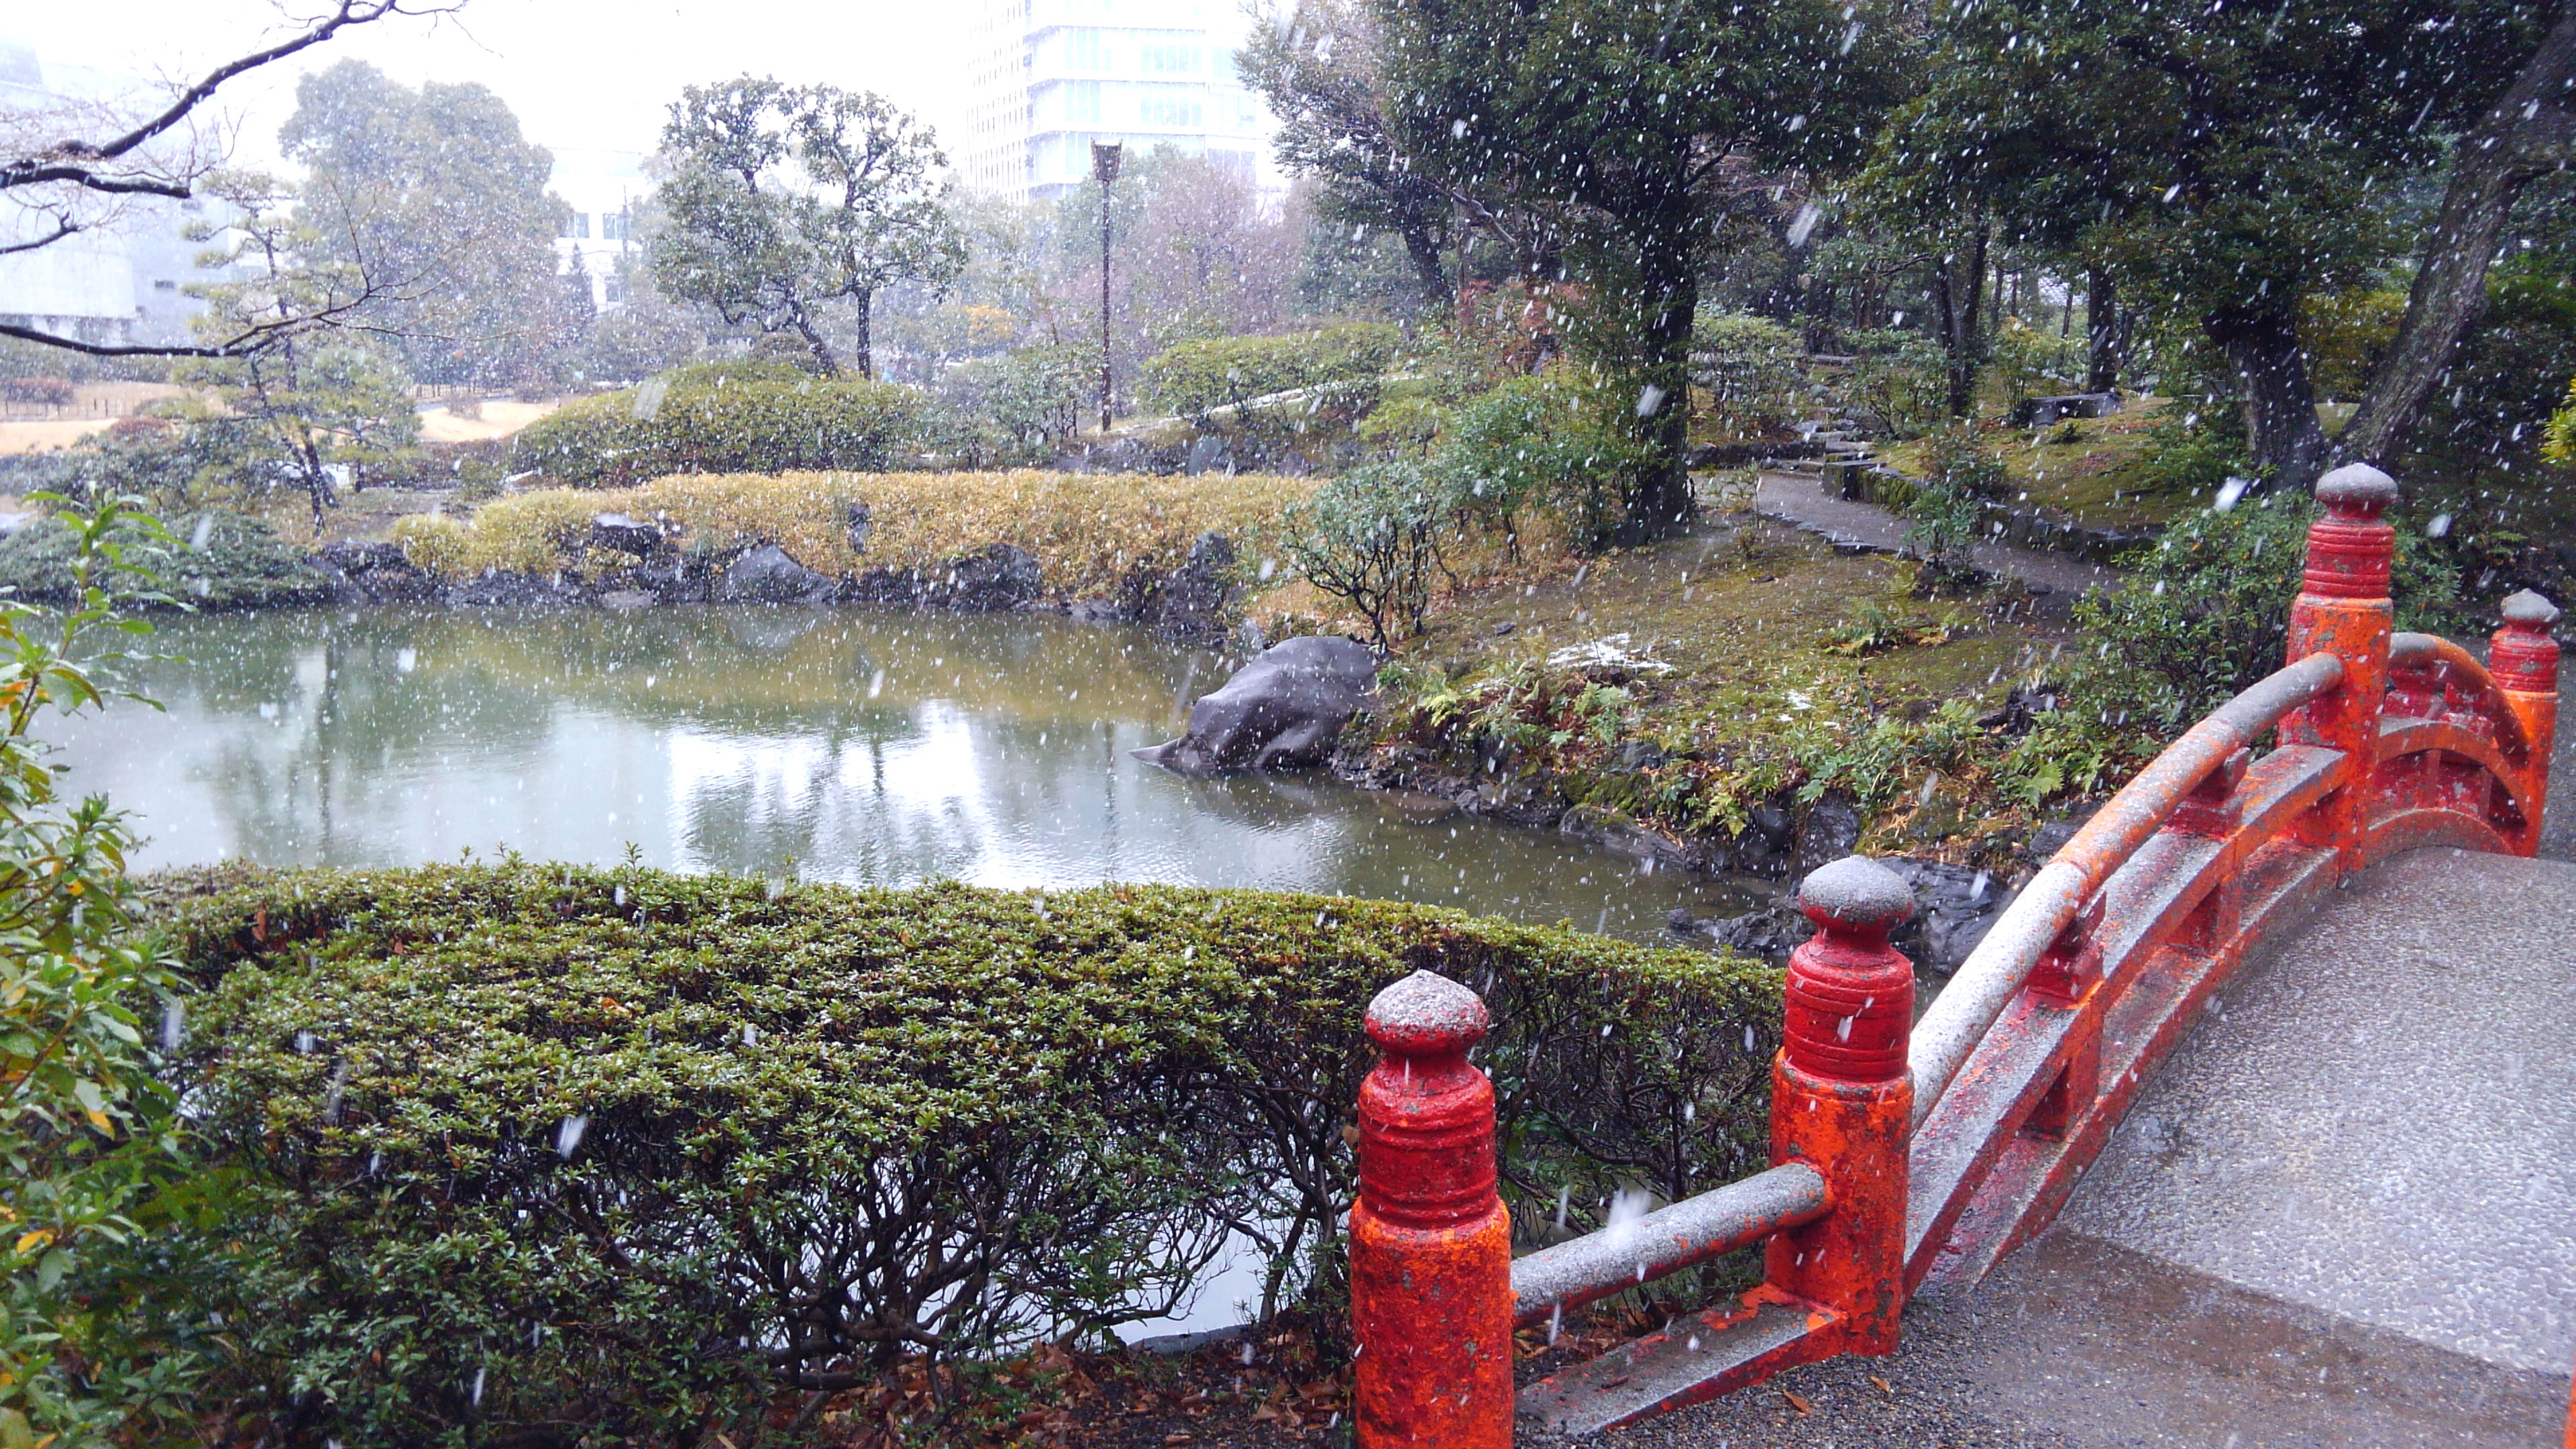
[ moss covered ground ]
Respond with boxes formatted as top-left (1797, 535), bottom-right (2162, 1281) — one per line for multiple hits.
top-left (1330, 510), bottom-right (2074, 872)
top-left (1876, 398), bottom-right (2200, 533)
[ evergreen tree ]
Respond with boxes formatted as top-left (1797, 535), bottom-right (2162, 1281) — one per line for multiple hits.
top-left (282, 60), bottom-right (570, 387)
top-left (651, 78), bottom-right (967, 378)
top-left (1864, 0), bottom-right (2567, 487)
top-left (1371, 0), bottom-right (1905, 541)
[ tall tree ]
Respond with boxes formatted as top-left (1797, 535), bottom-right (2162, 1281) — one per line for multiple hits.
top-left (282, 60), bottom-right (569, 386)
top-left (1373, 0), bottom-right (1902, 542)
top-left (652, 77), bottom-right (966, 378)
top-left (1868, 0), bottom-right (2559, 489)
top-left (0, 0), bottom-right (453, 358)
top-left (2339, 0), bottom-right (2576, 469)
top-left (1239, 1), bottom-right (1455, 311)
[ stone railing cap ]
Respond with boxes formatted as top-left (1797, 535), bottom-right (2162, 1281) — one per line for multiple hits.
top-left (2502, 589), bottom-right (2562, 628)
top-left (1796, 855), bottom-right (1917, 931)
top-left (2314, 463), bottom-right (2398, 508)
top-left (1366, 969), bottom-right (1489, 1052)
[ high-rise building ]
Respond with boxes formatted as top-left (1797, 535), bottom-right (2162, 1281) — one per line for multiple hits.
top-left (959, 0), bottom-right (1275, 201)
top-left (546, 147), bottom-right (649, 310)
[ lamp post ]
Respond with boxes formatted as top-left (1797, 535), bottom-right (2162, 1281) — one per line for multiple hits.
top-left (1092, 141), bottom-right (1122, 436)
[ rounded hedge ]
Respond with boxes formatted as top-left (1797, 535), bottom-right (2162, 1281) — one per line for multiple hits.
top-left (1138, 323), bottom-right (1405, 418)
top-left (164, 865), bottom-right (1778, 1448)
top-left (513, 362), bottom-right (924, 486)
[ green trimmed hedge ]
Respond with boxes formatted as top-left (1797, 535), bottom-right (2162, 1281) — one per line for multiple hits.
top-left (0, 509), bottom-right (330, 609)
top-left (163, 865), bottom-right (1776, 1447)
top-left (512, 361), bottom-right (924, 486)
top-left (1139, 323), bottom-right (1405, 417)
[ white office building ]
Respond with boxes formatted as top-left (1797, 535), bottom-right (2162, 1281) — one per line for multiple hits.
top-left (958, 0), bottom-right (1277, 201)
top-left (548, 146), bottom-right (649, 310)
top-left (0, 39), bottom-right (227, 349)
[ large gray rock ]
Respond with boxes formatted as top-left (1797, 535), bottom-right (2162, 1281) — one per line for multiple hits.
top-left (445, 569), bottom-right (586, 608)
top-left (1134, 531), bottom-right (1236, 643)
top-left (1791, 790), bottom-right (1864, 877)
top-left (922, 543), bottom-right (1041, 610)
top-left (716, 543), bottom-right (835, 604)
top-left (590, 512), bottom-right (661, 557)
top-left (1136, 635), bottom-right (1378, 775)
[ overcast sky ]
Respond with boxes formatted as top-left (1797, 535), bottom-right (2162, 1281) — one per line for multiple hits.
top-left (7, 0), bottom-right (965, 165)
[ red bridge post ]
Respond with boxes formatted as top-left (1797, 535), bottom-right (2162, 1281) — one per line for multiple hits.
top-left (1348, 969), bottom-right (1513, 1449)
top-left (1768, 855), bottom-right (1917, 1352)
top-left (2491, 590), bottom-right (2562, 855)
top-left (2283, 463), bottom-right (2399, 873)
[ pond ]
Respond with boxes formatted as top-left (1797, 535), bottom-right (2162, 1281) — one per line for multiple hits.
top-left (61, 607), bottom-right (1768, 944)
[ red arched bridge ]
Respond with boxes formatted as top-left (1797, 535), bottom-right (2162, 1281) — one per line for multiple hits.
top-left (1343, 465), bottom-right (2569, 1445)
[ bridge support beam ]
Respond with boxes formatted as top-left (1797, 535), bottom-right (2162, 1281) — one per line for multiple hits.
top-left (1767, 856), bottom-right (1919, 1354)
top-left (2491, 589), bottom-right (2562, 854)
top-left (2282, 463), bottom-right (2398, 873)
top-left (1348, 970), bottom-right (1513, 1449)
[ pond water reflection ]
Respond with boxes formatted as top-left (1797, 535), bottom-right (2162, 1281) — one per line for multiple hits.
top-left (60, 607), bottom-right (1765, 941)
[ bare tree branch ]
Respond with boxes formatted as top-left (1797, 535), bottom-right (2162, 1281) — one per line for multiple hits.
top-left (0, 1), bottom-right (462, 191)
top-left (0, 0), bottom-right (464, 360)
top-left (0, 221), bottom-right (78, 258)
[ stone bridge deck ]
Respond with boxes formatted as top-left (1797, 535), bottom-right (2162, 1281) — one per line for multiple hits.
top-left (1596, 847), bottom-right (2576, 1448)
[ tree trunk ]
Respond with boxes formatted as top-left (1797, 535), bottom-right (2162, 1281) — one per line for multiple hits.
top-left (2209, 305), bottom-right (2327, 492)
top-left (1399, 217), bottom-right (1449, 312)
top-left (298, 432), bottom-right (335, 537)
top-left (851, 288), bottom-right (874, 380)
top-left (789, 298), bottom-right (843, 377)
top-left (1625, 241), bottom-right (1699, 544)
top-left (2338, 0), bottom-right (2576, 470)
top-left (1939, 224), bottom-right (1991, 419)
top-left (2085, 266), bottom-right (2120, 392)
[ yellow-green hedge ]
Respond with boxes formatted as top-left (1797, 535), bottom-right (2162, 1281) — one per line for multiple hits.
top-left (393, 470), bottom-right (1318, 594)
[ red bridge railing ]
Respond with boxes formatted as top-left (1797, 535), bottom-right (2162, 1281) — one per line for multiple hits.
top-left (1349, 464), bottom-right (2561, 1444)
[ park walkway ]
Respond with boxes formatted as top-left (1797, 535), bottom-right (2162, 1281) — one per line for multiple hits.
top-left (1589, 847), bottom-right (2576, 1448)
top-left (1745, 466), bottom-right (2123, 603)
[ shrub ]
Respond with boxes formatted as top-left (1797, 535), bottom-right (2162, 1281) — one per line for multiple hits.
top-left (1435, 369), bottom-right (1658, 549)
top-left (164, 865), bottom-right (1778, 1447)
top-left (0, 378), bottom-right (75, 407)
top-left (1288, 461), bottom-right (1456, 649)
top-left (928, 343), bottom-right (1097, 466)
top-left (2548, 374), bottom-right (2576, 466)
top-left (384, 471), bottom-right (1318, 600)
top-left (0, 508), bottom-right (331, 610)
top-left (1837, 329), bottom-right (1947, 437)
top-left (1690, 312), bottom-right (1809, 439)
top-left (2011, 494), bottom-right (2465, 806)
top-left (512, 364), bottom-right (924, 486)
top-left (1138, 323), bottom-right (1405, 418)
top-left (0, 501), bottom-right (194, 1445)
top-left (1988, 320), bottom-right (2085, 408)
top-left (2133, 407), bottom-right (2253, 498)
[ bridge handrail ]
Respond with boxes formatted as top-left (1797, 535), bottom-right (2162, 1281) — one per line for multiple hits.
top-left (1507, 1163), bottom-right (1827, 1327)
top-left (2387, 630), bottom-right (2535, 761)
top-left (1909, 649), bottom-right (2344, 1125)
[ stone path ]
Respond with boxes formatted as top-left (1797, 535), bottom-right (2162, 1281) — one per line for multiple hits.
top-left (1586, 847), bottom-right (2576, 1447)
top-left (1743, 468), bottom-right (2124, 604)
